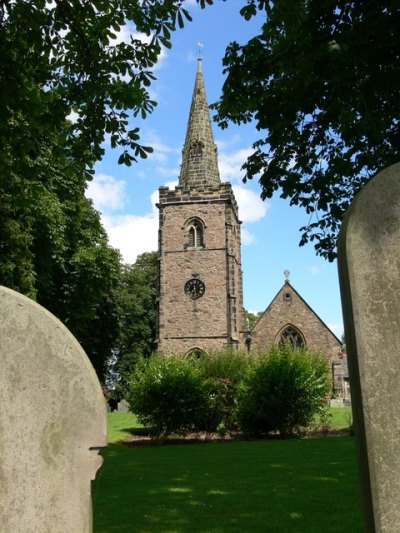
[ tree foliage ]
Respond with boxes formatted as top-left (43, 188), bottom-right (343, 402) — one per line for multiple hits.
top-left (110, 251), bottom-right (158, 394)
top-left (0, 0), bottom-right (192, 174)
top-left (0, 124), bottom-right (121, 379)
top-left (212, 0), bottom-right (400, 259)
top-left (244, 309), bottom-right (262, 331)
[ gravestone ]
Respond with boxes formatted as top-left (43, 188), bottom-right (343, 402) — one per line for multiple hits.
top-left (338, 162), bottom-right (400, 532)
top-left (0, 286), bottom-right (107, 532)
top-left (117, 399), bottom-right (130, 413)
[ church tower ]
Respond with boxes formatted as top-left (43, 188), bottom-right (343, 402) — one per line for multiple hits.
top-left (156, 59), bottom-right (244, 355)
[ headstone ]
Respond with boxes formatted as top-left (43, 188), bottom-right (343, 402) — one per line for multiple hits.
top-left (0, 286), bottom-right (107, 532)
top-left (117, 399), bottom-right (130, 413)
top-left (338, 162), bottom-right (400, 532)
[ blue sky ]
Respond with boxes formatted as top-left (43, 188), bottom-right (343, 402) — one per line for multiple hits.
top-left (86, 0), bottom-right (344, 338)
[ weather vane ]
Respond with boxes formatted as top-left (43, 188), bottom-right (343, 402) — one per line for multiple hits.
top-left (197, 42), bottom-right (204, 58)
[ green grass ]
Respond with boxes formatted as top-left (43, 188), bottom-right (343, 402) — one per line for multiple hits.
top-left (328, 407), bottom-right (353, 429)
top-left (106, 412), bottom-right (143, 443)
top-left (93, 411), bottom-right (362, 532)
top-left (106, 407), bottom-right (353, 444)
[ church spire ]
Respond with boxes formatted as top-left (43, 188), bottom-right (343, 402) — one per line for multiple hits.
top-left (178, 59), bottom-right (221, 190)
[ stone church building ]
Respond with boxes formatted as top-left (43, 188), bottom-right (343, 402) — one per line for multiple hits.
top-left (156, 60), bottom-right (348, 399)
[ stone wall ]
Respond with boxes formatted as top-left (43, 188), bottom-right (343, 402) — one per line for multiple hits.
top-left (251, 282), bottom-right (341, 362)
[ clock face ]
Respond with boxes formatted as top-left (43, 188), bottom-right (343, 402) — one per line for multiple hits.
top-left (184, 278), bottom-right (205, 300)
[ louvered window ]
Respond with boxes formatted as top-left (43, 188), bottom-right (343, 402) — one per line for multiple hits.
top-left (187, 220), bottom-right (204, 248)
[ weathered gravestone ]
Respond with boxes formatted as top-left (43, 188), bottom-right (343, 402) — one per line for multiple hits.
top-left (117, 399), bottom-right (130, 413)
top-left (0, 286), bottom-right (107, 533)
top-left (338, 162), bottom-right (400, 532)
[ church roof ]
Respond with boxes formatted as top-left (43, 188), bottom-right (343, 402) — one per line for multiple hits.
top-left (178, 59), bottom-right (221, 190)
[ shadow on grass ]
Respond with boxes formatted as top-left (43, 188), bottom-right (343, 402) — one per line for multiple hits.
top-left (93, 437), bottom-right (362, 533)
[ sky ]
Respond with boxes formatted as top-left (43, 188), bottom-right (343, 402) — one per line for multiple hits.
top-left (86, 0), bottom-right (344, 339)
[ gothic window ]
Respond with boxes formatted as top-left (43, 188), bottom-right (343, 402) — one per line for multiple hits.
top-left (278, 325), bottom-right (305, 349)
top-left (185, 218), bottom-right (204, 248)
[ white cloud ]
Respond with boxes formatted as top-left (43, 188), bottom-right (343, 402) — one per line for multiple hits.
top-left (232, 185), bottom-right (268, 223)
top-left (99, 180), bottom-right (179, 264)
top-left (112, 23), bottom-right (132, 45)
top-left (144, 130), bottom-right (179, 162)
top-left (150, 180), bottom-right (178, 208)
top-left (218, 148), bottom-right (253, 183)
top-left (86, 173), bottom-right (126, 212)
top-left (215, 134), bottom-right (241, 151)
top-left (233, 186), bottom-right (269, 246)
top-left (102, 213), bottom-right (158, 264)
top-left (309, 265), bottom-right (321, 276)
top-left (67, 110), bottom-right (79, 123)
top-left (154, 165), bottom-right (181, 179)
top-left (241, 227), bottom-right (256, 246)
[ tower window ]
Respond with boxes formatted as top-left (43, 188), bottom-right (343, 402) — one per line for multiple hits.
top-left (278, 325), bottom-right (305, 349)
top-left (190, 141), bottom-right (203, 159)
top-left (185, 218), bottom-right (204, 248)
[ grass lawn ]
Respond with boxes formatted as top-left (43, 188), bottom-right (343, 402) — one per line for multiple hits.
top-left (328, 407), bottom-right (353, 429)
top-left (93, 411), bottom-right (362, 532)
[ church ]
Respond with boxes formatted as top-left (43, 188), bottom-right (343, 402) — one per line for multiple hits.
top-left (156, 59), bottom-right (348, 400)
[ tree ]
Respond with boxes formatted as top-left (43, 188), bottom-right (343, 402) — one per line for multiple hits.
top-left (111, 251), bottom-right (158, 394)
top-left (0, 0), bottom-right (192, 379)
top-left (244, 309), bottom-right (262, 331)
top-left (0, 0), bottom-right (192, 175)
top-left (212, 1), bottom-right (400, 260)
top-left (0, 120), bottom-right (121, 379)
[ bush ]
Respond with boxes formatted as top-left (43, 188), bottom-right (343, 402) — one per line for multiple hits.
top-left (199, 377), bottom-right (237, 435)
top-left (128, 356), bottom-right (208, 440)
top-left (196, 349), bottom-right (251, 384)
top-left (236, 345), bottom-right (331, 436)
top-left (196, 350), bottom-right (254, 435)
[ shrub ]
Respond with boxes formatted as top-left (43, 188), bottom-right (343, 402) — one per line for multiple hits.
top-left (128, 355), bottom-right (208, 440)
top-left (200, 377), bottom-right (237, 435)
top-left (196, 349), bottom-right (251, 384)
top-left (236, 345), bottom-right (331, 436)
top-left (196, 350), bottom-right (252, 435)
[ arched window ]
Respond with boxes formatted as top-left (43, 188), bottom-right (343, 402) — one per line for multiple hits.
top-left (185, 218), bottom-right (204, 248)
top-left (185, 347), bottom-right (206, 359)
top-left (278, 325), bottom-right (305, 349)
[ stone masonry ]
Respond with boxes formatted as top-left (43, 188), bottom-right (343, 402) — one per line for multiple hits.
top-left (251, 280), bottom-right (341, 363)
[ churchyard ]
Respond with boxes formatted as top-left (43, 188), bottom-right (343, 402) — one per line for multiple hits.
top-left (93, 411), bottom-right (362, 532)
top-left (1, 164), bottom-right (399, 532)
